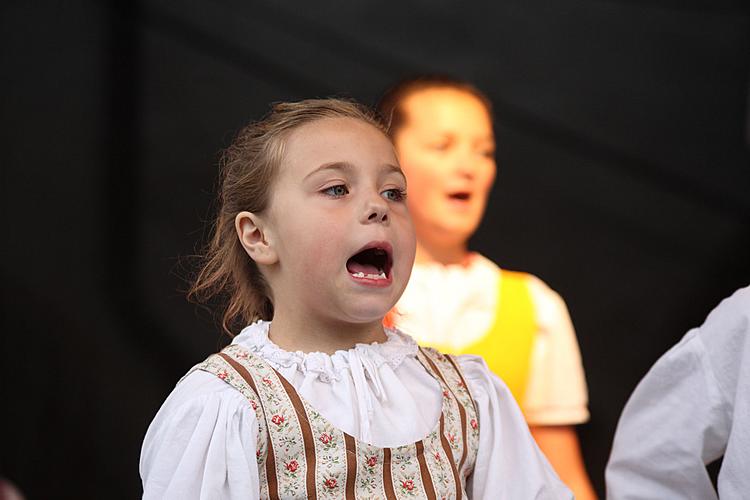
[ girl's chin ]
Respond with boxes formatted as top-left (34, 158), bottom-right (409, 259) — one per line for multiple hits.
top-left (340, 305), bottom-right (396, 326)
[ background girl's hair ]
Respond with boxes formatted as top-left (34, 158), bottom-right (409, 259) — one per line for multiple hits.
top-left (376, 75), bottom-right (493, 137)
top-left (188, 98), bottom-right (387, 336)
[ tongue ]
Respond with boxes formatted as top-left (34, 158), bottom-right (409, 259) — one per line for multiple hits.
top-left (347, 260), bottom-right (380, 275)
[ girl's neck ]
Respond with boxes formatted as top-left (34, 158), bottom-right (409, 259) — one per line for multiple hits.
top-left (267, 308), bottom-right (388, 355)
top-left (414, 239), bottom-right (470, 266)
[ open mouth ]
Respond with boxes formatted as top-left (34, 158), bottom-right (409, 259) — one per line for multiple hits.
top-left (448, 192), bottom-right (471, 201)
top-left (346, 243), bottom-right (393, 281)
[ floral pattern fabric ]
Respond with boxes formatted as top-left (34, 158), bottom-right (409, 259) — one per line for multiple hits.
top-left (193, 343), bottom-right (479, 499)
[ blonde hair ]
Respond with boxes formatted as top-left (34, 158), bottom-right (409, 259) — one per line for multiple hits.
top-left (189, 98), bottom-right (387, 335)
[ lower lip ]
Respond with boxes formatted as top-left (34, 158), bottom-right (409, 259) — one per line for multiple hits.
top-left (348, 273), bottom-right (393, 288)
top-left (447, 197), bottom-right (472, 209)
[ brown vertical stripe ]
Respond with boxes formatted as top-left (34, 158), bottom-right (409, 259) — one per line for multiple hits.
top-left (218, 353), bottom-right (261, 399)
top-left (439, 415), bottom-right (463, 500)
top-left (218, 353), bottom-right (279, 499)
top-left (420, 350), bottom-right (469, 471)
top-left (382, 448), bottom-right (397, 499)
top-left (344, 434), bottom-right (357, 499)
top-left (445, 354), bottom-right (480, 419)
top-left (415, 441), bottom-right (437, 500)
top-left (264, 432), bottom-right (280, 500)
top-left (273, 368), bottom-right (318, 500)
top-left (456, 400), bottom-right (468, 473)
top-left (419, 348), bottom-right (450, 386)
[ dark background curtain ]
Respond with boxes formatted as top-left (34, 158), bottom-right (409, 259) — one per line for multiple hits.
top-left (2, 1), bottom-right (749, 498)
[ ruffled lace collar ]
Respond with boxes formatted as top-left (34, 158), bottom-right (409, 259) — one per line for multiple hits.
top-left (232, 320), bottom-right (418, 383)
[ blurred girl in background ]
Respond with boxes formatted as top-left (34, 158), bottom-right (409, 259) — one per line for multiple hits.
top-left (379, 77), bottom-right (596, 499)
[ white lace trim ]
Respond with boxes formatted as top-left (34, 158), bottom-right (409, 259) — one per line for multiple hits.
top-left (231, 320), bottom-right (419, 383)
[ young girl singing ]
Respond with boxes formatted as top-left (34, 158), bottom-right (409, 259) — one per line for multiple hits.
top-left (139, 98), bottom-right (571, 499)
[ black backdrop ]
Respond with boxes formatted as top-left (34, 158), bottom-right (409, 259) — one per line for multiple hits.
top-left (2, 1), bottom-right (749, 498)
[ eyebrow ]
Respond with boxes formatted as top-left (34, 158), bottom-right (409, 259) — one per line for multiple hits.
top-left (304, 161), bottom-right (405, 181)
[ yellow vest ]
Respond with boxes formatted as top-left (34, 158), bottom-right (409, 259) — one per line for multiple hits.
top-left (461, 270), bottom-right (537, 408)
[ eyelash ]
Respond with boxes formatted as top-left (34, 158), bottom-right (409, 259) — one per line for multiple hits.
top-left (382, 188), bottom-right (407, 202)
top-left (323, 184), bottom-right (349, 197)
top-left (321, 185), bottom-right (407, 202)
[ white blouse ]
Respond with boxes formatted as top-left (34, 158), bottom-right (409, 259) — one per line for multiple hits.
top-left (140, 321), bottom-right (571, 499)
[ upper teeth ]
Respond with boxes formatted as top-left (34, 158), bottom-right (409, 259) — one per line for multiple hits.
top-left (352, 271), bottom-right (387, 279)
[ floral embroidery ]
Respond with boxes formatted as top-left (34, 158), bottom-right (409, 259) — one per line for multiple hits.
top-left (397, 475), bottom-right (419, 496)
top-left (196, 342), bottom-right (478, 498)
top-left (285, 460), bottom-right (298, 473)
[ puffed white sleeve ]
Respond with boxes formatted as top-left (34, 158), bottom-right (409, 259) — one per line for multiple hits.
top-left (140, 370), bottom-right (261, 500)
top-left (458, 355), bottom-right (573, 500)
top-left (606, 287), bottom-right (750, 500)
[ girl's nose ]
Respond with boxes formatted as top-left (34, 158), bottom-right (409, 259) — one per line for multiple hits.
top-left (362, 196), bottom-right (389, 224)
top-left (454, 150), bottom-right (476, 179)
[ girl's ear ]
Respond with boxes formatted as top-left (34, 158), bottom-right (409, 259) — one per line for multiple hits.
top-left (235, 211), bottom-right (278, 265)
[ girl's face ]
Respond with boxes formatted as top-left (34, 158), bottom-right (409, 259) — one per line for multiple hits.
top-left (261, 117), bottom-right (416, 326)
top-left (393, 87), bottom-right (496, 250)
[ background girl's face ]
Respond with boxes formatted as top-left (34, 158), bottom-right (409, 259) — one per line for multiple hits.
top-left (394, 87), bottom-right (496, 249)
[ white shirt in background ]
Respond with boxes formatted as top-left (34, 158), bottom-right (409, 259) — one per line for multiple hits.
top-left (606, 285), bottom-right (750, 499)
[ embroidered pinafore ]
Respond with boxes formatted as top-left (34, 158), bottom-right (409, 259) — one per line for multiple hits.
top-left (194, 344), bottom-right (480, 499)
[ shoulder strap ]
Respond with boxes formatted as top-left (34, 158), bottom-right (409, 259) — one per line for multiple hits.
top-left (417, 347), bottom-right (480, 487)
top-left (193, 346), bottom-right (274, 497)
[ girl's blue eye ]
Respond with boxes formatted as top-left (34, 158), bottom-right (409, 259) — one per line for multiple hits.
top-left (382, 188), bottom-right (406, 202)
top-left (324, 185), bottom-right (349, 197)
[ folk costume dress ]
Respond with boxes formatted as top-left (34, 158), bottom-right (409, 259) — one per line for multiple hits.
top-left (140, 321), bottom-right (571, 499)
top-left (393, 254), bottom-right (589, 425)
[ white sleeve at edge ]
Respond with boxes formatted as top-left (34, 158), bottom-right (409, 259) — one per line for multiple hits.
top-left (459, 355), bottom-right (573, 500)
top-left (606, 287), bottom-right (750, 500)
top-left (605, 329), bottom-right (726, 500)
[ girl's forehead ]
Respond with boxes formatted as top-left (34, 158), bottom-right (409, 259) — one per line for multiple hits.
top-left (280, 117), bottom-right (397, 173)
top-left (286, 116), bottom-right (385, 143)
top-left (399, 89), bottom-right (493, 138)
